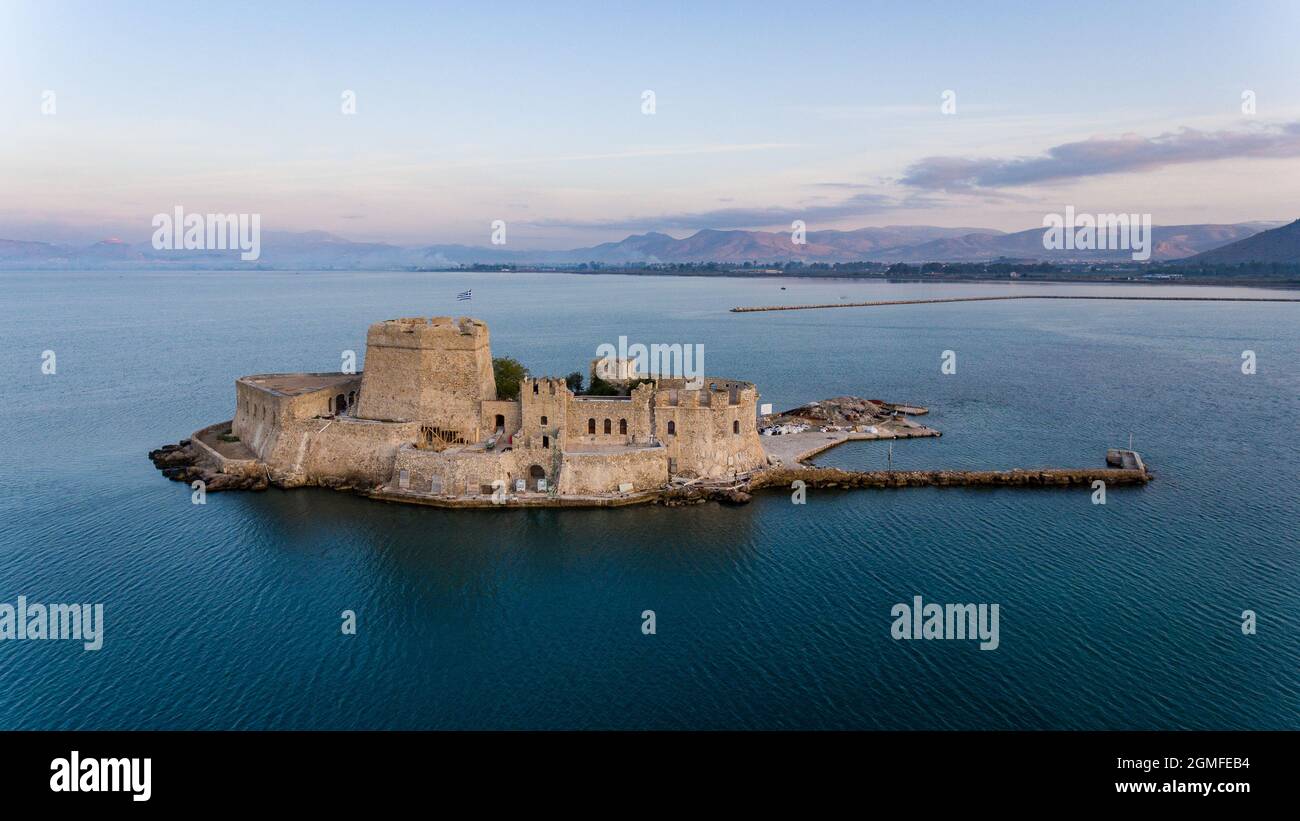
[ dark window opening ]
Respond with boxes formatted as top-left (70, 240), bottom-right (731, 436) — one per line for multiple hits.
top-left (603, 418), bottom-right (612, 434)
top-left (619, 418), bottom-right (627, 435)
top-left (667, 421), bottom-right (676, 435)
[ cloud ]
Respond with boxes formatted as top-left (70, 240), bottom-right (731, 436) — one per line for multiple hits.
top-left (900, 121), bottom-right (1300, 191)
top-left (527, 191), bottom-right (933, 232)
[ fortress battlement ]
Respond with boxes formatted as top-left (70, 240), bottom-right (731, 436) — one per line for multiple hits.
top-left (652, 378), bottom-right (757, 408)
top-left (365, 316), bottom-right (490, 351)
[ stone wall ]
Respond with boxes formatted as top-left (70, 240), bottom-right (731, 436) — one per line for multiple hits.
top-left (480, 399), bottom-right (521, 441)
top-left (233, 373), bottom-right (362, 458)
top-left (257, 415), bottom-right (421, 487)
top-left (518, 377), bottom-right (570, 451)
top-left (566, 381), bottom-right (654, 445)
top-left (394, 445), bottom-right (534, 496)
top-left (557, 446), bottom-right (668, 495)
top-left (221, 319), bottom-right (768, 497)
top-left (354, 317), bottom-right (495, 441)
top-left (652, 378), bottom-right (766, 478)
top-left (392, 441), bottom-right (668, 497)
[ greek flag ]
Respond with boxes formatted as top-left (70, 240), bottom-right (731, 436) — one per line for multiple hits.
top-left (457, 290), bottom-right (472, 301)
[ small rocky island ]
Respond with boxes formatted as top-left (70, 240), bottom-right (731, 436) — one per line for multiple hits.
top-left (150, 315), bottom-right (1150, 508)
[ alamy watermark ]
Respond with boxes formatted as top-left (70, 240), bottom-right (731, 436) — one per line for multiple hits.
top-left (891, 595), bottom-right (999, 650)
top-left (151, 207), bottom-right (261, 261)
top-left (595, 336), bottom-right (704, 389)
top-left (1043, 206), bottom-right (1151, 261)
top-left (0, 596), bottom-right (103, 650)
top-left (50, 751), bottom-right (150, 801)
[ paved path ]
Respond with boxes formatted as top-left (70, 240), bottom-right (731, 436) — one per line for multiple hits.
top-left (760, 426), bottom-right (939, 465)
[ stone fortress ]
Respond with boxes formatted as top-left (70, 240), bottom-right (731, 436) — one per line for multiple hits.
top-left (217, 316), bottom-right (768, 504)
top-left (152, 314), bottom-right (1148, 507)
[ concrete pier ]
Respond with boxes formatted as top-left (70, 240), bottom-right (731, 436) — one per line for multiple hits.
top-left (760, 425), bottom-right (940, 466)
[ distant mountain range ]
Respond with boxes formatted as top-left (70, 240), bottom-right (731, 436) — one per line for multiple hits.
top-left (0, 221), bottom-right (1291, 270)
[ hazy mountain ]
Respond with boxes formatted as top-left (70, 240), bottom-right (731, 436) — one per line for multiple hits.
top-left (410, 225), bottom-right (1000, 265)
top-left (0, 239), bottom-right (63, 261)
top-left (886, 222), bottom-right (1281, 263)
top-left (0, 222), bottom-right (1282, 269)
top-left (1188, 219), bottom-right (1300, 264)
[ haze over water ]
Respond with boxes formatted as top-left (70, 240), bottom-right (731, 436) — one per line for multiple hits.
top-left (1, 271), bottom-right (1297, 729)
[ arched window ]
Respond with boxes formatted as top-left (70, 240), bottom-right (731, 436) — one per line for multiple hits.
top-left (733, 420), bottom-right (740, 434)
top-left (667, 421), bottom-right (676, 435)
top-left (603, 419), bottom-right (612, 434)
top-left (619, 418), bottom-right (627, 435)
top-left (588, 418), bottom-right (596, 434)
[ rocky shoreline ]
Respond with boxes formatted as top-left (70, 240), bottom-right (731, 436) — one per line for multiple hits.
top-left (147, 441), bottom-right (269, 492)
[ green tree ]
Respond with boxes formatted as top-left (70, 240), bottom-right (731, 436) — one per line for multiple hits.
top-left (564, 371), bottom-right (584, 394)
top-left (585, 375), bottom-right (621, 396)
top-left (493, 356), bottom-right (529, 399)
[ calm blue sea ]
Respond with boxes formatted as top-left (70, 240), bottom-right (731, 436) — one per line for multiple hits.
top-left (1, 271), bottom-right (1297, 729)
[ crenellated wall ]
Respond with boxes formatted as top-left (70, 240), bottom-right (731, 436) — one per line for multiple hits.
top-left (652, 378), bottom-right (766, 478)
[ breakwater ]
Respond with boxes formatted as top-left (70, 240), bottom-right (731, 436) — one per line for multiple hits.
top-left (731, 295), bottom-right (1300, 313)
top-left (749, 464), bottom-right (1149, 490)
top-left (661, 454), bottom-right (1151, 506)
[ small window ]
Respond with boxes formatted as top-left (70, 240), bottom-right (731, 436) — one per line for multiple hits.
top-left (588, 418), bottom-right (596, 434)
top-left (540, 415), bottom-right (548, 426)
top-left (667, 421), bottom-right (676, 435)
top-left (733, 420), bottom-right (740, 434)
top-left (619, 418), bottom-right (627, 435)
top-left (603, 419), bottom-right (612, 434)
top-left (533, 383), bottom-right (539, 395)
top-left (542, 435), bottom-right (550, 449)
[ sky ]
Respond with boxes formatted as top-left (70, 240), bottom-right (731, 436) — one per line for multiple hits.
top-left (2, 0), bottom-right (1299, 248)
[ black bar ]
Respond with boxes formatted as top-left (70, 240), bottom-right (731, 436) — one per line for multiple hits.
top-left (5, 730), bottom-right (1286, 807)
